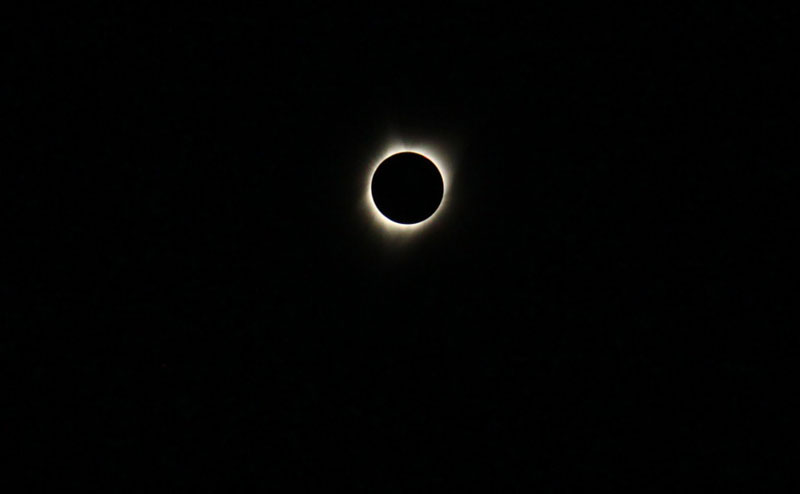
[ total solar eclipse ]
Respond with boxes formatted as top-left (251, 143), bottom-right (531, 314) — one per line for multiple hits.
top-left (370, 152), bottom-right (444, 225)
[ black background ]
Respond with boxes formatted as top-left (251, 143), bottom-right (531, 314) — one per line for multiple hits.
top-left (4, 3), bottom-right (795, 491)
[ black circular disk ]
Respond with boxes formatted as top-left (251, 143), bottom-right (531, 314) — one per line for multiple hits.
top-left (371, 152), bottom-right (444, 224)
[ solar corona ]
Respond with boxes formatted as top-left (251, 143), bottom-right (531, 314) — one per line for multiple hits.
top-left (364, 144), bottom-right (451, 234)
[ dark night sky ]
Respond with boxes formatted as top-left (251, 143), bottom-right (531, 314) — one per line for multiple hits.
top-left (4, 3), bottom-right (795, 491)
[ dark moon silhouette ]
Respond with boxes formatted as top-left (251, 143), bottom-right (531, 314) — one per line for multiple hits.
top-left (371, 152), bottom-right (444, 224)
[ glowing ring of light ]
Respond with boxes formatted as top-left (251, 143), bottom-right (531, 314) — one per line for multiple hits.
top-left (364, 142), bottom-right (452, 234)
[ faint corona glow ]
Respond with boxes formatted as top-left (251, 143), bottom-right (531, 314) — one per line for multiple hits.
top-left (364, 141), bottom-right (452, 235)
